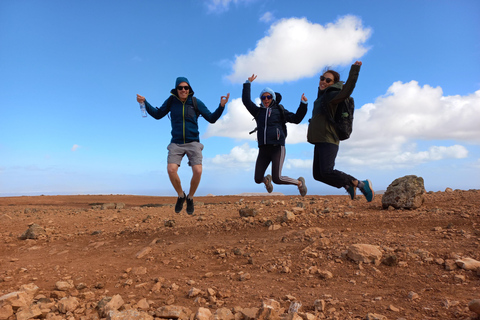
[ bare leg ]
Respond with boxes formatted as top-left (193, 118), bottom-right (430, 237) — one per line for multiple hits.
top-left (167, 163), bottom-right (184, 197)
top-left (188, 164), bottom-right (202, 198)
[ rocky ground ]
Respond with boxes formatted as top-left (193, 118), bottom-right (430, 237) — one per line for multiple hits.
top-left (0, 189), bottom-right (479, 320)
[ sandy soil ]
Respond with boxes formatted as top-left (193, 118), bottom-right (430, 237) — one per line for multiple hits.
top-left (0, 190), bottom-right (479, 319)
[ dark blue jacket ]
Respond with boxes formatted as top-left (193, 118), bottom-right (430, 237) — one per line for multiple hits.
top-left (144, 78), bottom-right (224, 144)
top-left (242, 82), bottom-right (307, 147)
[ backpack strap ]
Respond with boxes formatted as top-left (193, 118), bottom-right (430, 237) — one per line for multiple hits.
top-left (192, 96), bottom-right (200, 117)
top-left (167, 95), bottom-right (200, 117)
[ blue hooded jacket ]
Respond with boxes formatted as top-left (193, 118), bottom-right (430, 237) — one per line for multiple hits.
top-left (144, 77), bottom-right (225, 144)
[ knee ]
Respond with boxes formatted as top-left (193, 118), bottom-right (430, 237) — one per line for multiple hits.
top-left (192, 165), bottom-right (202, 177)
top-left (313, 168), bottom-right (329, 181)
top-left (272, 176), bottom-right (282, 184)
top-left (167, 164), bottom-right (179, 175)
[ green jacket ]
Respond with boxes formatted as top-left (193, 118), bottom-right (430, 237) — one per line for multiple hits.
top-left (307, 64), bottom-right (360, 145)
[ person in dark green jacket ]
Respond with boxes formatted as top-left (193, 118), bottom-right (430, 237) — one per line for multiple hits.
top-left (137, 77), bottom-right (230, 214)
top-left (307, 61), bottom-right (374, 202)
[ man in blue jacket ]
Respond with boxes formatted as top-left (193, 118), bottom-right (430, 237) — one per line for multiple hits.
top-left (137, 77), bottom-right (229, 215)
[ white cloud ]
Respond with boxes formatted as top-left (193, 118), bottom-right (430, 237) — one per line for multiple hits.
top-left (351, 83), bottom-right (480, 146)
top-left (260, 12), bottom-right (274, 23)
top-left (208, 143), bottom-right (258, 168)
top-left (284, 158), bottom-right (312, 169)
top-left (204, 98), bottom-right (257, 141)
top-left (336, 83), bottom-right (480, 168)
top-left (206, 82), bottom-right (479, 171)
top-left (205, 0), bottom-right (253, 13)
top-left (71, 144), bottom-right (80, 152)
top-left (226, 15), bottom-right (371, 83)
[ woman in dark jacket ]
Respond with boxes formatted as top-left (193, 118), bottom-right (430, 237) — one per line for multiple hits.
top-left (242, 74), bottom-right (308, 196)
top-left (307, 61), bottom-right (374, 202)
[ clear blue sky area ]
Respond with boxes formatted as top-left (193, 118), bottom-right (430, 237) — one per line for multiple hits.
top-left (1, 0), bottom-right (479, 197)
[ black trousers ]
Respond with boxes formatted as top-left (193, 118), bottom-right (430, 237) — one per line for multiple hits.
top-left (254, 145), bottom-right (298, 185)
top-left (313, 142), bottom-right (356, 188)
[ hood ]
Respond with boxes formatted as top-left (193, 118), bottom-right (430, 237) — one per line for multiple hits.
top-left (171, 76), bottom-right (195, 96)
top-left (320, 81), bottom-right (344, 93)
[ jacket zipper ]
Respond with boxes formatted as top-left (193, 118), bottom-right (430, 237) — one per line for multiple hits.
top-left (263, 108), bottom-right (269, 145)
top-left (182, 101), bottom-right (186, 144)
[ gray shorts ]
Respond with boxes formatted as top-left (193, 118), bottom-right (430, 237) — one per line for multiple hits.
top-left (167, 142), bottom-right (204, 166)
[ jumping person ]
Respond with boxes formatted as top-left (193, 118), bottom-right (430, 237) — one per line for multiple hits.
top-left (242, 74), bottom-right (308, 196)
top-left (307, 61), bottom-right (374, 201)
top-left (137, 77), bottom-right (230, 214)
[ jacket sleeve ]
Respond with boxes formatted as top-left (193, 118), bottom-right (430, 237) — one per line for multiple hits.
top-left (145, 98), bottom-right (170, 120)
top-left (284, 101), bottom-right (308, 124)
top-left (242, 82), bottom-right (261, 117)
top-left (195, 98), bottom-right (225, 124)
top-left (330, 64), bottom-right (360, 105)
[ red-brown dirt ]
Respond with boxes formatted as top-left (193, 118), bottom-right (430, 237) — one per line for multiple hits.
top-left (0, 190), bottom-right (479, 319)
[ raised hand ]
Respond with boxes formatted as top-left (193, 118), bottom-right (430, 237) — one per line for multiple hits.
top-left (248, 74), bottom-right (257, 83)
top-left (136, 94), bottom-right (145, 103)
top-left (220, 93), bottom-right (230, 107)
top-left (301, 93), bottom-right (308, 102)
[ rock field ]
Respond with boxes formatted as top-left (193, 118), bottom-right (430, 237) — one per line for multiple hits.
top-left (0, 190), bottom-right (479, 319)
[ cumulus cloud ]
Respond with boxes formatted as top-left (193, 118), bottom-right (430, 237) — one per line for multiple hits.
top-left (204, 98), bottom-right (257, 141)
top-left (226, 15), bottom-right (371, 83)
top-left (351, 83), bottom-right (480, 145)
top-left (206, 82), bottom-right (479, 171)
top-left (337, 83), bottom-right (480, 168)
top-left (209, 143), bottom-right (258, 168)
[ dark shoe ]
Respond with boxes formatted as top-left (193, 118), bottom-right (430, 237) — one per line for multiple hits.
top-left (175, 192), bottom-right (186, 213)
top-left (298, 177), bottom-right (307, 197)
top-left (346, 185), bottom-right (356, 200)
top-left (186, 195), bottom-right (194, 215)
top-left (359, 179), bottom-right (375, 202)
top-left (264, 174), bottom-right (273, 193)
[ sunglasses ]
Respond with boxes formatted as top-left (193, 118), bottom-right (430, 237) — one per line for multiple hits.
top-left (177, 86), bottom-right (190, 91)
top-left (320, 76), bottom-right (334, 83)
top-left (261, 95), bottom-right (273, 100)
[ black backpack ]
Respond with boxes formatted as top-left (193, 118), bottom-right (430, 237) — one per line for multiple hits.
top-left (327, 97), bottom-right (355, 141)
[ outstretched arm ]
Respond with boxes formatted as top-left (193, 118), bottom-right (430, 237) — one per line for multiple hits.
top-left (285, 93), bottom-right (308, 124)
top-left (136, 93), bottom-right (170, 120)
top-left (330, 61), bottom-right (361, 105)
top-left (242, 74), bottom-right (261, 117)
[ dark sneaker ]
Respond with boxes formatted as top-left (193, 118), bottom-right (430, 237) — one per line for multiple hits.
top-left (346, 185), bottom-right (356, 200)
top-left (186, 195), bottom-right (194, 215)
top-left (298, 177), bottom-right (307, 197)
top-left (175, 192), bottom-right (186, 213)
top-left (265, 174), bottom-right (273, 193)
top-left (359, 179), bottom-right (375, 202)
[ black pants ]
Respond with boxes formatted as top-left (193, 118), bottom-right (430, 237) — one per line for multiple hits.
top-left (313, 142), bottom-right (356, 188)
top-left (255, 145), bottom-right (298, 185)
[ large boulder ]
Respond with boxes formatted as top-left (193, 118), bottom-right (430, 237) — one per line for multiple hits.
top-left (381, 175), bottom-right (425, 209)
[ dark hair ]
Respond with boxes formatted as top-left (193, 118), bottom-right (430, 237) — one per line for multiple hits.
top-left (322, 69), bottom-right (340, 83)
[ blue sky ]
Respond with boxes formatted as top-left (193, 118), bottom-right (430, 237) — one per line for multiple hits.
top-left (1, 0), bottom-right (479, 197)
